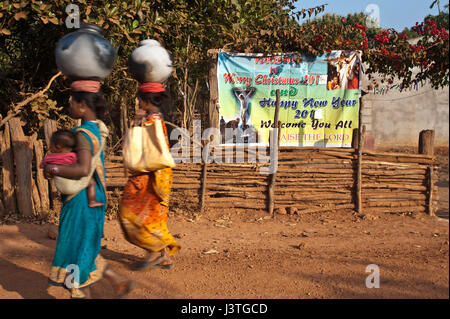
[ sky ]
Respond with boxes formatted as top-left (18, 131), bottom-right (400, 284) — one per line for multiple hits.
top-left (295, 0), bottom-right (447, 31)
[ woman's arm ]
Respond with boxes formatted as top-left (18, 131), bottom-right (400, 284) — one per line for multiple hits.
top-left (130, 109), bottom-right (147, 126)
top-left (44, 149), bottom-right (92, 179)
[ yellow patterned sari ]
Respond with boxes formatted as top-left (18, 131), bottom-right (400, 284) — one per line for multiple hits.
top-left (119, 113), bottom-right (180, 256)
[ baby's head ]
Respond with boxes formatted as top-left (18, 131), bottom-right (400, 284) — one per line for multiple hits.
top-left (50, 130), bottom-right (76, 153)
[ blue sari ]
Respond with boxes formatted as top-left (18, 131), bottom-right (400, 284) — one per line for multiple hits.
top-left (48, 121), bottom-right (108, 299)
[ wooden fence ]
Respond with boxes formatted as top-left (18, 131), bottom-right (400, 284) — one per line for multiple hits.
top-left (0, 118), bottom-right (60, 217)
top-left (0, 117), bottom-right (439, 217)
top-left (105, 144), bottom-right (438, 216)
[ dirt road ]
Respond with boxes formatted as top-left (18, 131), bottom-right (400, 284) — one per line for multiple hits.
top-left (0, 154), bottom-right (448, 299)
top-left (0, 208), bottom-right (448, 299)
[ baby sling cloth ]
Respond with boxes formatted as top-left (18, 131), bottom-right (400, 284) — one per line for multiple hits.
top-left (53, 120), bottom-right (108, 201)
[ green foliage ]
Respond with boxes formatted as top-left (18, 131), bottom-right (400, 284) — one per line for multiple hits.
top-left (0, 0), bottom-right (327, 138)
top-left (0, 0), bottom-right (448, 146)
top-left (401, 27), bottom-right (420, 40)
top-left (402, 6), bottom-right (448, 40)
top-left (424, 11), bottom-right (449, 30)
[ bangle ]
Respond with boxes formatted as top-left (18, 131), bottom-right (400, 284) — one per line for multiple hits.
top-left (50, 165), bottom-right (60, 176)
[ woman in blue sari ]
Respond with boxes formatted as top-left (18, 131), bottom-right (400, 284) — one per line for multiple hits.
top-left (44, 81), bottom-right (134, 299)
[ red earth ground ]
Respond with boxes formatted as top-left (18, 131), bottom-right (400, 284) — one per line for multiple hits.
top-left (0, 154), bottom-right (448, 299)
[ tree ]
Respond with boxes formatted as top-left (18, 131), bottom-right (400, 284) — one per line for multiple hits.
top-left (424, 11), bottom-right (449, 30)
top-left (0, 0), bottom-right (448, 145)
top-left (401, 27), bottom-right (420, 40)
top-left (0, 0), bottom-right (327, 136)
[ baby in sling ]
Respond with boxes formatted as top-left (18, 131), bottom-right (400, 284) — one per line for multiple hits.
top-left (40, 129), bottom-right (103, 208)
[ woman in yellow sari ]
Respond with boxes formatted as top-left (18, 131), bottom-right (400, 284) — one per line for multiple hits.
top-left (119, 82), bottom-right (180, 269)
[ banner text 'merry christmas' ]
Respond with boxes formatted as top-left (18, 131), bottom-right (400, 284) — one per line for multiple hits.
top-left (222, 72), bottom-right (300, 86)
top-left (222, 55), bottom-right (301, 86)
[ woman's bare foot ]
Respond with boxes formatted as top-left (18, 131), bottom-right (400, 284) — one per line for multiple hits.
top-left (135, 249), bottom-right (173, 270)
top-left (143, 251), bottom-right (163, 263)
top-left (157, 249), bottom-right (173, 266)
top-left (148, 249), bottom-right (173, 265)
top-left (103, 267), bottom-right (134, 298)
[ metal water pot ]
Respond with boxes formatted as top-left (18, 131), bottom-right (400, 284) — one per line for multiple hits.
top-left (128, 39), bottom-right (173, 83)
top-left (55, 23), bottom-right (117, 81)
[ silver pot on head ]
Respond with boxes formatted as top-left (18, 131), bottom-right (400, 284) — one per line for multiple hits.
top-left (55, 23), bottom-right (117, 81)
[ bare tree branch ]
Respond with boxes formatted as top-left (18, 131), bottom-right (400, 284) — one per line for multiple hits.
top-left (0, 71), bottom-right (62, 129)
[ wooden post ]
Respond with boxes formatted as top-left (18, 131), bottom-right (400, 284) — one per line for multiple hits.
top-left (31, 178), bottom-right (41, 214)
top-left (200, 48), bottom-right (221, 213)
top-left (33, 138), bottom-right (50, 212)
top-left (427, 166), bottom-right (435, 216)
top-left (419, 129), bottom-right (435, 156)
top-left (120, 96), bottom-right (128, 138)
top-left (1, 124), bottom-right (17, 214)
top-left (0, 198), bottom-right (4, 217)
top-left (200, 142), bottom-right (209, 214)
top-left (120, 105), bottom-right (125, 137)
top-left (29, 133), bottom-right (42, 214)
top-left (356, 98), bottom-right (363, 213)
top-left (268, 89), bottom-right (281, 216)
top-left (351, 128), bottom-right (359, 149)
top-left (418, 130), bottom-right (435, 216)
top-left (9, 118), bottom-right (34, 217)
top-left (207, 49), bottom-right (219, 131)
top-left (43, 119), bottom-right (61, 210)
top-left (362, 125), bottom-right (366, 149)
top-left (43, 119), bottom-right (58, 151)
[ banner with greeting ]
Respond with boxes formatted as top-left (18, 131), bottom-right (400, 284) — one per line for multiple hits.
top-left (217, 50), bottom-right (362, 147)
